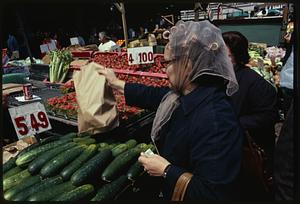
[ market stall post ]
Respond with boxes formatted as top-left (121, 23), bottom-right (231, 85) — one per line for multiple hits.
top-left (194, 2), bottom-right (201, 21)
top-left (16, 11), bottom-right (34, 64)
top-left (114, 2), bottom-right (129, 48)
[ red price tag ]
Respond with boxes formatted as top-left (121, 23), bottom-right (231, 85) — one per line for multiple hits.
top-left (9, 102), bottom-right (52, 139)
top-left (127, 46), bottom-right (154, 65)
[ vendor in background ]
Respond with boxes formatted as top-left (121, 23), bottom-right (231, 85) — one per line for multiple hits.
top-left (98, 32), bottom-right (120, 52)
top-left (99, 20), bottom-right (243, 200)
top-left (7, 32), bottom-right (20, 59)
top-left (88, 28), bottom-right (100, 45)
top-left (222, 31), bottom-right (278, 199)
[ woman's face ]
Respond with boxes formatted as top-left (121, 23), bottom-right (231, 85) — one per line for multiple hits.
top-left (164, 46), bottom-right (176, 87)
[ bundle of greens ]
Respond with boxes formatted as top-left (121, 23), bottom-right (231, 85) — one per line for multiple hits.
top-left (49, 49), bottom-right (73, 83)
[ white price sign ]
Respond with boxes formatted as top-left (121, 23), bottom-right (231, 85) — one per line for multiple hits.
top-left (40, 44), bottom-right (50, 53)
top-left (70, 37), bottom-right (80, 45)
top-left (127, 46), bottom-right (154, 65)
top-left (9, 102), bottom-right (52, 139)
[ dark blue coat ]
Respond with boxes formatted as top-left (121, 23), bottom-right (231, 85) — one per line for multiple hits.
top-left (230, 66), bottom-right (278, 162)
top-left (124, 83), bottom-right (243, 200)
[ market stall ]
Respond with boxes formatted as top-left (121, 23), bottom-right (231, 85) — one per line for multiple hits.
top-left (3, 41), bottom-right (170, 201)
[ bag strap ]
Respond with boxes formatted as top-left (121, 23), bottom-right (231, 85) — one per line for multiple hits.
top-left (171, 172), bottom-right (193, 201)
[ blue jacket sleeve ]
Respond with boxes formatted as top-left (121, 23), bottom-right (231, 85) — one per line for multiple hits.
top-left (124, 83), bottom-right (170, 110)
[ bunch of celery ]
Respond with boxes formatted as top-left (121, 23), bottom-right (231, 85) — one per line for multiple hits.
top-left (49, 49), bottom-right (73, 83)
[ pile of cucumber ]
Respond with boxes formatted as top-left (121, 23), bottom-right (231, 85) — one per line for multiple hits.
top-left (3, 132), bottom-right (155, 201)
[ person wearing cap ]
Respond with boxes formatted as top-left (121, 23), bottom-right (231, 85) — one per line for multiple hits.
top-left (98, 31), bottom-right (119, 52)
top-left (98, 20), bottom-right (243, 200)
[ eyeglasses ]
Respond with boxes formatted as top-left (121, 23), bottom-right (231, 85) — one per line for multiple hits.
top-left (161, 59), bottom-right (176, 67)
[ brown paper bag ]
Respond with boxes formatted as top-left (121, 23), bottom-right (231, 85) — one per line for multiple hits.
top-left (73, 62), bottom-right (119, 134)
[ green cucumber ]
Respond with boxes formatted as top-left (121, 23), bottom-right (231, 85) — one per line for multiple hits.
top-left (16, 135), bottom-right (63, 159)
top-left (16, 143), bottom-right (42, 159)
top-left (97, 142), bottom-right (109, 149)
top-left (27, 181), bottom-right (76, 201)
top-left (73, 137), bottom-right (96, 145)
top-left (111, 144), bottom-right (129, 157)
top-left (60, 132), bottom-right (78, 140)
top-left (53, 184), bottom-right (94, 201)
top-left (4, 175), bottom-right (41, 200)
top-left (98, 143), bottom-right (118, 152)
top-left (12, 175), bottom-right (63, 201)
top-left (127, 160), bottom-right (144, 181)
top-left (101, 143), bottom-right (148, 182)
top-left (107, 143), bottom-right (120, 149)
top-left (28, 142), bottom-right (77, 175)
top-left (91, 175), bottom-right (128, 201)
top-left (78, 132), bottom-right (91, 137)
top-left (39, 135), bottom-right (60, 143)
top-left (125, 139), bottom-right (137, 149)
top-left (3, 169), bottom-right (31, 191)
top-left (16, 139), bottom-right (73, 166)
top-left (73, 136), bottom-right (91, 142)
top-left (71, 149), bottom-right (112, 186)
top-left (60, 144), bottom-right (98, 181)
top-left (40, 145), bottom-right (85, 178)
top-left (3, 166), bottom-right (22, 180)
top-left (3, 157), bottom-right (17, 173)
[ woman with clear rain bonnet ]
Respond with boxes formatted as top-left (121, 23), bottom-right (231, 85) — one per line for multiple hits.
top-left (98, 20), bottom-right (244, 200)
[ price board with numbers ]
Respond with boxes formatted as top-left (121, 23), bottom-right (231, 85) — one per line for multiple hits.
top-left (9, 102), bottom-right (52, 139)
top-left (127, 46), bottom-right (154, 65)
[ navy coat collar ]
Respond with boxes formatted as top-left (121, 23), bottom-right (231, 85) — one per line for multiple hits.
top-left (180, 85), bottom-right (215, 115)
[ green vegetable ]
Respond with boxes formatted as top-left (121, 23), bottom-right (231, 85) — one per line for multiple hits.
top-left (127, 160), bottom-right (144, 181)
top-left (91, 175), bottom-right (128, 201)
top-left (111, 144), bottom-right (129, 157)
top-left (60, 132), bottom-right (78, 140)
top-left (3, 157), bottom-right (17, 174)
top-left (75, 138), bottom-right (96, 145)
top-left (28, 142), bottom-right (77, 175)
top-left (125, 139), bottom-right (137, 149)
top-left (12, 175), bottom-right (63, 201)
top-left (49, 49), bottom-right (72, 83)
top-left (53, 184), bottom-right (94, 201)
top-left (3, 169), bottom-right (31, 191)
top-left (4, 175), bottom-right (41, 200)
top-left (3, 166), bottom-right (23, 180)
top-left (40, 145), bottom-right (84, 178)
top-left (27, 181), bottom-right (76, 201)
top-left (101, 143), bottom-right (149, 182)
top-left (60, 144), bottom-right (98, 181)
top-left (16, 139), bottom-right (72, 166)
top-left (97, 142), bottom-right (109, 149)
top-left (71, 149), bottom-right (112, 186)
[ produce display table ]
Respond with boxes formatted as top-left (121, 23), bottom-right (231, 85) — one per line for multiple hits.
top-left (3, 66), bottom-right (31, 76)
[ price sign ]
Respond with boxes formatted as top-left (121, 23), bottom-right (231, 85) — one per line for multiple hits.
top-left (40, 44), bottom-right (50, 53)
top-left (127, 46), bottom-right (154, 65)
top-left (9, 102), bottom-right (52, 139)
top-left (49, 40), bottom-right (57, 51)
top-left (70, 37), bottom-right (80, 45)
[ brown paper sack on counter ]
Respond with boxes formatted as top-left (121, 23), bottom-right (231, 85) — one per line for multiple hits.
top-left (73, 62), bottom-right (119, 135)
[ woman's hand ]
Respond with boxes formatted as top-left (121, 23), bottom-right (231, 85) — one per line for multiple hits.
top-left (138, 153), bottom-right (171, 177)
top-left (98, 68), bottom-right (125, 93)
